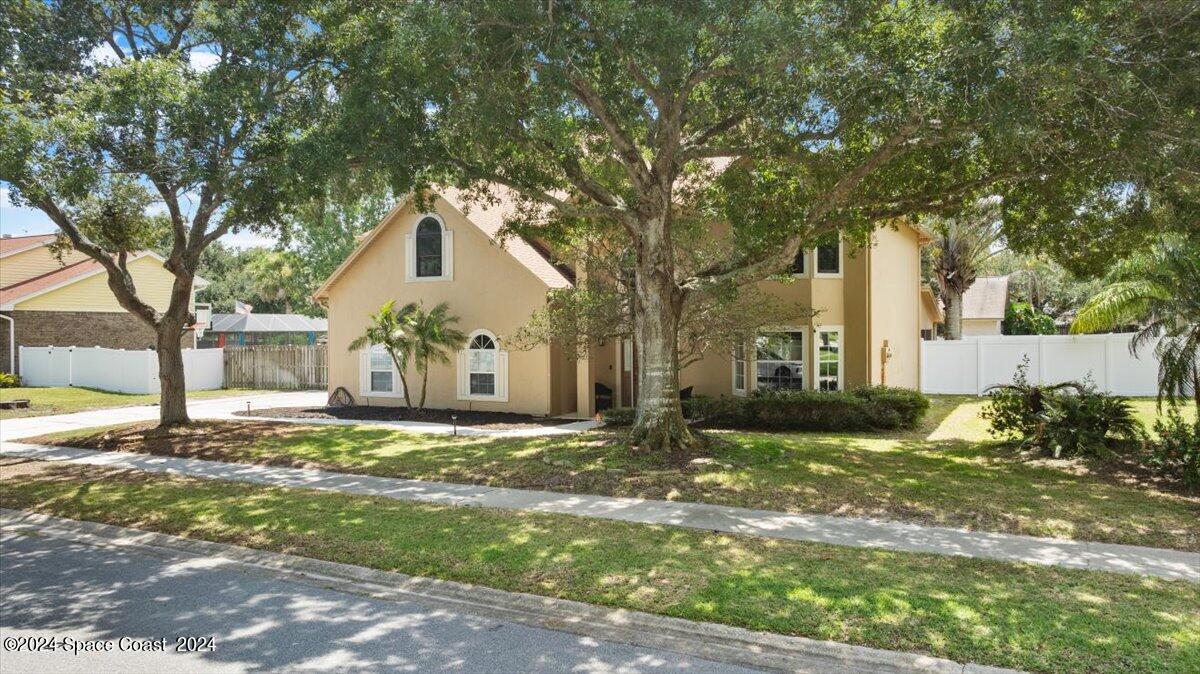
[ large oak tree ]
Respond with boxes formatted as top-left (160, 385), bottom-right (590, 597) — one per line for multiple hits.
top-left (320, 0), bottom-right (1192, 453)
top-left (1, 0), bottom-right (326, 426)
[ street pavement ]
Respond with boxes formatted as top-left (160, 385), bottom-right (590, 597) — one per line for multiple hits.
top-left (0, 530), bottom-right (760, 674)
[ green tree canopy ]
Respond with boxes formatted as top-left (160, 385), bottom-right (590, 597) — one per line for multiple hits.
top-left (1, 0), bottom-right (327, 425)
top-left (320, 0), bottom-right (1193, 451)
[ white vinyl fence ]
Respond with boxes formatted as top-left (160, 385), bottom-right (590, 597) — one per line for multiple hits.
top-left (19, 346), bottom-right (224, 394)
top-left (920, 333), bottom-right (1160, 396)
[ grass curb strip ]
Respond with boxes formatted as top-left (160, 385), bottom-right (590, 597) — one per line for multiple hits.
top-left (0, 508), bottom-right (1019, 674)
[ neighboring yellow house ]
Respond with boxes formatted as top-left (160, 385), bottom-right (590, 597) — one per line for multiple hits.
top-left (315, 189), bottom-right (936, 417)
top-left (0, 233), bottom-right (207, 374)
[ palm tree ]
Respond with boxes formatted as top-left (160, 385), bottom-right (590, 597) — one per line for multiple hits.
top-left (347, 300), bottom-right (419, 409)
top-left (247, 250), bottom-right (302, 313)
top-left (407, 302), bottom-right (466, 410)
top-left (929, 199), bottom-right (1004, 339)
top-left (1071, 238), bottom-right (1200, 409)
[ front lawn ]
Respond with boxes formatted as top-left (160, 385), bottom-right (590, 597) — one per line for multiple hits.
top-left (32, 396), bottom-right (1200, 550)
top-left (0, 386), bottom-right (262, 419)
top-left (2, 461), bottom-right (1195, 674)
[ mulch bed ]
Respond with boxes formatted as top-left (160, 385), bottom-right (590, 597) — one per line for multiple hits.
top-left (234, 405), bottom-right (573, 430)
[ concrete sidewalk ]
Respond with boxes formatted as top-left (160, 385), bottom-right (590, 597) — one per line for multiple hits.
top-left (2, 509), bottom-right (1018, 674)
top-left (4, 442), bottom-right (1195, 582)
top-left (0, 390), bottom-right (599, 441)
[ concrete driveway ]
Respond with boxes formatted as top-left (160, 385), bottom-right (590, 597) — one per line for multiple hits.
top-left (0, 530), bottom-right (757, 674)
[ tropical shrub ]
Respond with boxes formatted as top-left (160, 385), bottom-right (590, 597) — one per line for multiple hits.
top-left (1003, 301), bottom-right (1056, 335)
top-left (0, 372), bottom-right (19, 388)
top-left (601, 407), bottom-right (636, 426)
top-left (983, 358), bottom-right (1142, 457)
top-left (1145, 408), bottom-right (1200, 492)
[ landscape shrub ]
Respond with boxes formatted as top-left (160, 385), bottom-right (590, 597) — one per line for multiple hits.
top-left (0, 372), bottom-right (19, 388)
top-left (602, 387), bottom-right (929, 432)
top-left (601, 406), bottom-right (636, 426)
top-left (1146, 408), bottom-right (1200, 492)
top-left (983, 358), bottom-right (1142, 458)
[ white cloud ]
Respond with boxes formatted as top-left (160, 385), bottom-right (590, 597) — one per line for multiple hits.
top-left (86, 42), bottom-right (121, 66)
top-left (189, 49), bottom-right (220, 72)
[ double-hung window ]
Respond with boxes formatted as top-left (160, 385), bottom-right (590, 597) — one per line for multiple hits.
top-left (755, 331), bottom-right (805, 390)
top-left (815, 241), bottom-right (841, 277)
top-left (361, 345), bottom-right (403, 397)
top-left (458, 330), bottom-right (508, 401)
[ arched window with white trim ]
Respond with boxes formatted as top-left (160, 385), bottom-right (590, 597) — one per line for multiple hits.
top-left (457, 329), bottom-right (508, 401)
top-left (405, 214), bottom-right (453, 281)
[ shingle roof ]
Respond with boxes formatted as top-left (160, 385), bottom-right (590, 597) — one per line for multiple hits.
top-left (209, 313), bottom-right (328, 333)
top-left (0, 233), bottom-right (57, 256)
top-left (0, 258), bottom-right (105, 306)
top-left (438, 187), bottom-right (574, 289)
top-left (962, 276), bottom-right (1009, 320)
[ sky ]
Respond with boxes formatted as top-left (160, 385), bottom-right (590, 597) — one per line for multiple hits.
top-left (0, 186), bottom-right (278, 249)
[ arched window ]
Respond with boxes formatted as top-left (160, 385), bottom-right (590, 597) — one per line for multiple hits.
top-left (457, 329), bottom-right (508, 401)
top-left (415, 217), bottom-right (443, 278)
top-left (406, 214), bottom-right (452, 281)
top-left (467, 332), bottom-right (497, 396)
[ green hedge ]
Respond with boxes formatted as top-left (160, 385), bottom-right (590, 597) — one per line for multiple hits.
top-left (602, 386), bottom-right (929, 432)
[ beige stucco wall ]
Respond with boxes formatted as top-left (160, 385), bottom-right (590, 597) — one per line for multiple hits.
top-left (323, 197), bottom-right (557, 415)
top-left (0, 245), bottom-right (88, 288)
top-left (867, 224), bottom-right (922, 388)
top-left (962, 318), bottom-right (1002, 337)
top-left (15, 255), bottom-right (179, 313)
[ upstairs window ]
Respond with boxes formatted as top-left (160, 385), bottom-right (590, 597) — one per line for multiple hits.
top-left (406, 214), bottom-right (453, 282)
top-left (415, 217), bottom-right (443, 277)
top-left (791, 248), bottom-right (807, 275)
top-left (816, 242), bottom-right (841, 276)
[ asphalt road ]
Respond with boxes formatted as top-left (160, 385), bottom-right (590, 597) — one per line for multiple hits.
top-left (0, 531), bottom-right (760, 673)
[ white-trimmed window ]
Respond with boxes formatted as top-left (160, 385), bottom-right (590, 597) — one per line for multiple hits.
top-left (360, 345), bottom-right (404, 397)
top-left (732, 341), bottom-right (748, 395)
top-left (756, 331), bottom-right (805, 390)
top-left (405, 214), bottom-right (453, 282)
top-left (457, 329), bottom-right (508, 401)
top-left (790, 248), bottom-right (808, 276)
top-left (815, 240), bottom-right (842, 277)
top-left (815, 327), bottom-right (843, 391)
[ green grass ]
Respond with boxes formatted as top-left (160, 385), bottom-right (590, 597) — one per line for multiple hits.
top-left (0, 386), bottom-right (263, 419)
top-left (35, 396), bottom-right (1200, 551)
top-left (1, 463), bottom-right (1195, 674)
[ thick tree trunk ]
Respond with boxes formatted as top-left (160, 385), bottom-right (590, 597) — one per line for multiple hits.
top-left (627, 215), bottom-right (697, 454)
top-left (156, 323), bottom-right (190, 427)
top-left (945, 291), bottom-right (964, 340)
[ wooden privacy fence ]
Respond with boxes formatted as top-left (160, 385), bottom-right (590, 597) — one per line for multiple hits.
top-left (223, 345), bottom-right (327, 390)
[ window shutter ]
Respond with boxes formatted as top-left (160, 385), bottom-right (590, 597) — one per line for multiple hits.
top-left (496, 351), bottom-right (509, 401)
top-left (442, 229), bottom-right (454, 280)
top-left (456, 350), bottom-right (468, 399)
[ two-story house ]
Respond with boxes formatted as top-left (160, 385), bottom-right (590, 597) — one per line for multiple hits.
top-left (315, 188), bottom-right (937, 417)
top-left (0, 233), bottom-right (207, 374)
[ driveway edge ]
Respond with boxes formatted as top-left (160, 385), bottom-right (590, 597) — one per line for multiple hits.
top-left (1, 508), bottom-right (1019, 674)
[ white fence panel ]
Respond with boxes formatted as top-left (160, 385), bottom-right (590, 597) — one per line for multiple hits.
top-left (921, 334), bottom-right (1161, 396)
top-left (17, 346), bottom-right (224, 394)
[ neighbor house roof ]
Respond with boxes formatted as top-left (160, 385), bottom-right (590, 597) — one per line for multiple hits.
top-left (921, 284), bottom-right (944, 323)
top-left (0, 249), bottom-right (208, 310)
top-left (0, 233), bottom-right (58, 257)
top-left (962, 276), bottom-right (1009, 320)
top-left (314, 188), bottom-right (574, 300)
top-left (209, 313), bottom-right (328, 333)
